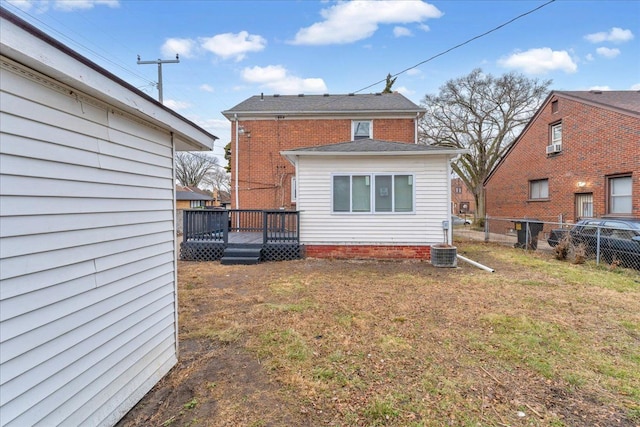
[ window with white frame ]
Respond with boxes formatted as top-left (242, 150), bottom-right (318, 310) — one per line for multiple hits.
top-left (608, 174), bottom-right (632, 214)
top-left (332, 173), bottom-right (414, 213)
top-left (551, 122), bottom-right (562, 145)
top-left (529, 179), bottom-right (549, 200)
top-left (352, 120), bottom-right (372, 140)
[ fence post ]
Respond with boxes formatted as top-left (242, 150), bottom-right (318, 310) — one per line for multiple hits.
top-left (484, 214), bottom-right (489, 242)
top-left (263, 211), bottom-right (268, 243)
top-left (595, 226), bottom-right (601, 265)
top-left (183, 210), bottom-right (189, 243)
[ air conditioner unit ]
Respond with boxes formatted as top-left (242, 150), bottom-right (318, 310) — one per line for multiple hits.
top-left (546, 143), bottom-right (562, 154)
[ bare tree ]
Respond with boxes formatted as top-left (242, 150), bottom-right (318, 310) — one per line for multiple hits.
top-left (203, 167), bottom-right (231, 194)
top-left (175, 152), bottom-right (220, 188)
top-left (419, 68), bottom-right (551, 219)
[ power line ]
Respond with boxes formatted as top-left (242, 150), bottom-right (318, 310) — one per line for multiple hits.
top-left (353, 0), bottom-right (557, 94)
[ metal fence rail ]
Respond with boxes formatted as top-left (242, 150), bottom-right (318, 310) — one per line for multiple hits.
top-left (453, 216), bottom-right (640, 271)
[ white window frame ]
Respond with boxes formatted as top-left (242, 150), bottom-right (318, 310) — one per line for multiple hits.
top-left (529, 179), bottom-right (549, 200)
top-left (352, 120), bottom-right (372, 140)
top-left (551, 122), bottom-right (562, 145)
top-left (331, 173), bottom-right (415, 214)
top-left (608, 175), bottom-right (632, 214)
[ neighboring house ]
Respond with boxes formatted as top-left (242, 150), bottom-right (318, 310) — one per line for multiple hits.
top-left (281, 139), bottom-right (466, 259)
top-left (451, 177), bottom-right (476, 216)
top-left (1, 10), bottom-right (216, 427)
top-left (176, 185), bottom-right (216, 209)
top-left (222, 93), bottom-right (425, 210)
top-left (485, 90), bottom-right (640, 222)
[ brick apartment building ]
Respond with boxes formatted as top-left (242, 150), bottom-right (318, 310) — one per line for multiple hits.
top-left (222, 93), bottom-right (425, 210)
top-left (484, 90), bottom-right (639, 222)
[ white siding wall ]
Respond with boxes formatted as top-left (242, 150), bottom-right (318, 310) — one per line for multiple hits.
top-left (296, 155), bottom-right (450, 245)
top-left (0, 60), bottom-right (178, 426)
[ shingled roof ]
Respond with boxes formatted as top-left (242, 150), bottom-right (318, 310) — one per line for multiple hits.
top-left (222, 92), bottom-right (425, 118)
top-left (555, 90), bottom-right (640, 116)
top-left (281, 139), bottom-right (466, 160)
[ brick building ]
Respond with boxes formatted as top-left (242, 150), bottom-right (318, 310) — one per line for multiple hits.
top-left (451, 177), bottom-right (475, 216)
top-left (485, 90), bottom-right (640, 222)
top-left (222, 93), bottom-right (425, 210)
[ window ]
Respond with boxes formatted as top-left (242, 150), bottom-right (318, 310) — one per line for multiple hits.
top-left (551, 100), bottom-right (558, 113)
top-left (190, 200), bottom-right (206, 208)
top-left (332, 173), bottom-right (414, 213)
top-left (455, 186), bottom-right (462, 194)
top-left (608, 175), bottom-right (632, 214)
top-left (530, 179), bottom-right (549, 200)
top-left (551, 122), bottom-right (562, 145)
top-left (352, 120), bottom-right (372, 140)
top-left (291, 176), bottom-right (297, 203)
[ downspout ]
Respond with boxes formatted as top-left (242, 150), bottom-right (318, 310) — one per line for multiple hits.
top-left (414, 112), bottom-right (419, 144)
top-left (170, 132), bottom-right (179, 358)
top-left (234, 114), bottom-right (239, 210)
top-left (446, 155), bottom-right (453, 245)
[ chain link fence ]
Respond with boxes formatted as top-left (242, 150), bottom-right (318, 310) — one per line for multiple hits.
top-left (453, 216), bottom-right (640, 271)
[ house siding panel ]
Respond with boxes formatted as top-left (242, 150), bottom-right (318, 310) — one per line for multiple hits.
top-left (296, 155), bottom-right (450, 246)
top-left (0, 60), bottom-right (179, 427)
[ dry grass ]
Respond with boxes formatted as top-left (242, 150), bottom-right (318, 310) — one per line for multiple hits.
top-left (117, 242), bottom-right (640, 427)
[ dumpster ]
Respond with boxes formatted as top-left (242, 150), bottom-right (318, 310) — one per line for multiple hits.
top-left (513, 219), bottom-right (544, 250)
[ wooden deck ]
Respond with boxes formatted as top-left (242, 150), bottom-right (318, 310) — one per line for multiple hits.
top-left (227, 232), bottom-right (263, 244)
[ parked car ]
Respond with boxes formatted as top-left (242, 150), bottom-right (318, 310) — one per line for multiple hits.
top-left (452, 215), bottom-right (472, 226)
top-left (547, 218), bottom-right (640, 269)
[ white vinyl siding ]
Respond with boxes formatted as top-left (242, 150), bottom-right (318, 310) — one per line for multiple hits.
top-left (295, 155), bottom-right (450, 245)
top-left (0, 60), bottom-right (178, 426)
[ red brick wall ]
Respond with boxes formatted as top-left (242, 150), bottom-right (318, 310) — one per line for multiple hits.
top-left (305, 244), bottom-right (431, 260)
top-left (451, 177), bottom-right (476, 214)
top-left (485, 95), bottom-right (640, 222)
top-left (230, 118), bottom-right (417, 209)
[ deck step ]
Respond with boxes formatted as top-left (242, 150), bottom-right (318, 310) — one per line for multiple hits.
top-left (220, 245), bottom-right (262, 265)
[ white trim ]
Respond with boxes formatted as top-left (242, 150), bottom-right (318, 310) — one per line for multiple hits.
top-left (331, 172), bottom-right (416, 214)
top-left (351, 119), bottom-right (372, 140)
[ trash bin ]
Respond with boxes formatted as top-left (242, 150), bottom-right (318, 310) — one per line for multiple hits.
top-left (513, 219), bottom-right (544, 250)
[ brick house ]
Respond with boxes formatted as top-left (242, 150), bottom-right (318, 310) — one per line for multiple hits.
top-left (484, 90), bottom-right (640, 222)
top-left (176, 185), bottom-right (216, 209)
top-left (451, 177), bottom-right (475, 216)
top-left (222, 93), bottom-right (425, 210)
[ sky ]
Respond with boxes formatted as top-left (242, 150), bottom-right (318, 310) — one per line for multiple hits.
top-left (2, 0), bottom-right (639, 165)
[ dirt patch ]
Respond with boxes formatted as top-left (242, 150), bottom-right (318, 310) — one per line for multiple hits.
top-left (117, 243), bottom-right (639, 427)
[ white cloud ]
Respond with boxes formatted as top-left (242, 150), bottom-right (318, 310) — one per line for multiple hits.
top-left (631, 83), bottom-right (640, 90)
top-left (585, 27), bottom-right (634, 44)
top-left (200, 31), bottom-right (266, 61)
top-left (393, 26), bottom-right (412, 37)
top-left (595, 47), bottom-right (621, 58)
top-left (498, 48), bottom-right (577, 74)
top-left (585, 53), bottom-right (595, 61)
top-left (418, 23), bottom-right (430, 32)
top-left (199, 84), bottom-right (215, 93)
top-left (163, 99), bottom-right (191, 110)
top-left (395, 86), bottom-right (414, 96)
top-left (588, 85), bottom-right (611, 91)
top-left (406, 68), bottom-right (422, 76)
top-left (241, 65), bottom-right (328, 94)
top-left (161, 38), bottom-right (196, 58)
top-left (290, 0), bottom-right (442, 45)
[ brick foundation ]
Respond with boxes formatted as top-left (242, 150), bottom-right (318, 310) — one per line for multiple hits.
top-left (304, 244), bottom-right (431, 260)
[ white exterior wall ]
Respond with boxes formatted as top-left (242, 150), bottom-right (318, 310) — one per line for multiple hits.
top-left (296, 155), bottom-right (451, 245)
top-left (0, 59), bottom-right (178, 426)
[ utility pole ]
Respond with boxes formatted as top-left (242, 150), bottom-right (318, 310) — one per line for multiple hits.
top-left (137, 54), bottom-right (180, 103)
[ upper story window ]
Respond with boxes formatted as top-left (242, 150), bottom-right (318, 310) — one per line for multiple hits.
top-left (607, 174), bottom-right (632, 214)
top-left (455, 186), bottom-right (462, 194)
top-left (352, 120), bottom-right (372, 140)
top-left (551, 122), bottom-right (562, 145)
top-left (529, 179), bottom-right (549, 200)
top-left (551, 100), bottom-right (558, 113)
top-left (332, 173), bottom-right (414, 214)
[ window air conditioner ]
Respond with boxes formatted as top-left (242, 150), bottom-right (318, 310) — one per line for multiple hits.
top-left (546, 143), bottom-right (562, 154)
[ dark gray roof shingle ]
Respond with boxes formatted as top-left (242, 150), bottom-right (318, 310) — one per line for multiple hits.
top-left (555, 90), bottom-right (640, 115)
top-left (222, 93), bottom-right (425, 117)
top-left (283, 139), bottom-right (459, 153)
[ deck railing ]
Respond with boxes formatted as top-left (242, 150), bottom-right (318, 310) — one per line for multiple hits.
top-left (183, 209), bottom-right (299, 244)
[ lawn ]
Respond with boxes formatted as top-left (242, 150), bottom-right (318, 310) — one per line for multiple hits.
top-left (117, 242), bottom-right (640, 427)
